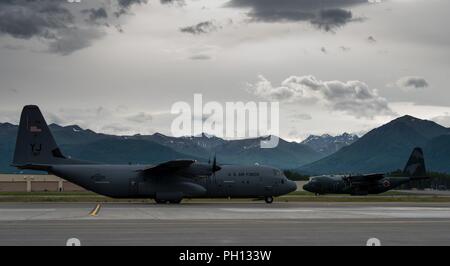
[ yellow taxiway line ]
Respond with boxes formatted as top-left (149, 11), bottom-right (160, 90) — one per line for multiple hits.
top-left (89, 204), bottom-right (101, 217)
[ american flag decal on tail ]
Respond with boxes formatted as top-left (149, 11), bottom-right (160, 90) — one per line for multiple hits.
top-left (30, 126), bottom-right (42, 133)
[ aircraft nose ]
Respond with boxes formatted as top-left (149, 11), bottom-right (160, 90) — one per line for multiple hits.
top-left (303, 182), bottom-right (312, 192)
top-left (288, 180), bottom-right (297, 192)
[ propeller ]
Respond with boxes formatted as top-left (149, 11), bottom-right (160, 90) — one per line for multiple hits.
top-left (212, 154), bottom-right (221, 173)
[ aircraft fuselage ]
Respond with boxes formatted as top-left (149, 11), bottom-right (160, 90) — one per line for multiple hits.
top-left (50, 163), bottom-right (297, 201)
top-left (302, 175), bottom-right (412, 195)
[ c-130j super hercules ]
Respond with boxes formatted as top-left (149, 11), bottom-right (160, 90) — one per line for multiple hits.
top-left (303, 148), bottom-right (429, 195)
top-left (12, 106), bottom-right (297, 204)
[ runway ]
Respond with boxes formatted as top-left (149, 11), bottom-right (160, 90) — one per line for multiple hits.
top-left (1, 202), bottom-right (450, 246)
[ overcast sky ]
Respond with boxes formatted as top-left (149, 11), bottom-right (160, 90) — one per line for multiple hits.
top-left (1, 0), bottom-right (449, 140)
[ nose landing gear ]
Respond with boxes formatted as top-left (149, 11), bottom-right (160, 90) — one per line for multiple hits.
top-left (264, 196), bottom-right (274, 204)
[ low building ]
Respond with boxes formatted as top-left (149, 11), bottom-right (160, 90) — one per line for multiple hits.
top-left (0, 174), bottom-right (86, 192)
top-left (295, 181), bottom-right (307, 191)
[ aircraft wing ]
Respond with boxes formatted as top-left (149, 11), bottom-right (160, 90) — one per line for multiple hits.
top-left (139, 160), bottom-right (196, 175)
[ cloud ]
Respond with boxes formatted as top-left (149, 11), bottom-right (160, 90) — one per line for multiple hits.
top-left (180, 20), bottom-right (221, 35)
top-left (225, 0), bottom-right (368, 31)
top-left (395, 76), bottom-right (429, 89)
top-left (432, 114), bottom-right (450, 127)
top-left (189, 54), bottom-right (212, 60)
top-left (367, 36), bottom-right (377, 43)
top-left (115, 0), bottom-right (148, 17)
top-left (0, 1), bottom-right (74, 40)
top-left (82, 8), bottom-right (108, 23)
top-left (288, 129), bottom-right (300, 138)
top-left (48, 27), bottom-right (106, 55)
top-left (46, 112), bottom-right (67, 126)
top-left (186, 45), bottom-right (219, 60)
top-left (0, 109), bottom-right (21, 125)
top-left (160, 0), bottom-right (185, 6)
top-left (311, 9), bottom-right (355, 32)
top-left (0, 0), bottom-right (148, 55)
top-left (291, 113), bottom-right (313, 120)
top-left (118, 0), bottom-right (148, 8)
top-left (101, 123), bottom-right (133, 135)
top-left (247, 75), bottom-right (393, 118)
top-left (127, 112), bottom-right (154, 123)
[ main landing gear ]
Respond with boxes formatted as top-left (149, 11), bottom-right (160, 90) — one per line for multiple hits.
top-left (264, 196), bottom-right (274, 204)
top-left (155, 199), bottom-right (182, 204)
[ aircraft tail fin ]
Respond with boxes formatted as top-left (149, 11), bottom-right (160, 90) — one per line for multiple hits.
top-left (12, 105), bottom-right (68, 168)
top-left (403, 147), bottom-right (427, 178)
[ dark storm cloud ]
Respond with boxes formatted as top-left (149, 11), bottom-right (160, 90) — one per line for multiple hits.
top-left (225, 0), bottom-right (368, 31)
top-left (82, 8), bottom-right (108, 23)
top-left (243, 10), bottom-right (315, 23)
top-left (180, 21), bottom-right (220, 35)
top-left (160, 0), bottom-right (185, 5)
top-left (0, 0), bottom-right (148, 55)
top-left (0, 0), bottom-right (74, 39)
top-left (396, 76), bottom-right (429, 89)
top-left (47, 27), bottom-right (105, 55)
top-left (118, 0), bottom-right (147, 7)
top-left (311, 9), bottom-right (354, 32)
top-left (115, 0), bottom-right (148, 17)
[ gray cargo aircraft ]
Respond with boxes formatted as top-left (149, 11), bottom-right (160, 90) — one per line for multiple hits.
top-left (12, 106), bottom-right (297, 204)
top-left (303, 148), bottom-right (429, 195)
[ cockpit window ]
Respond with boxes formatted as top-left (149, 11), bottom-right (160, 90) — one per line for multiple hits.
top-left (273, 169), bottom-right (282, 176)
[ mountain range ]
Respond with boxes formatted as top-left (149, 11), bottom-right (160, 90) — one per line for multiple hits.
top-left (301, 133), bottom-right (359, 156)
top-left (0, 123), bottom-right (349, 173)
top-left (297, 115), bottom-right (450, 174)
top-left (1, 115), bottom-right (450, 174)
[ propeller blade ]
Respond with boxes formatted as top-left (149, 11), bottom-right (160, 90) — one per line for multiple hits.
top-left (212, 154), bottom-right (221, 173)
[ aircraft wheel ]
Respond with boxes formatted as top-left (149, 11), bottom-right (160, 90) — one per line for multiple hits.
top-left (155, 199), bottom-right (167, 204)
top-left (264, 196), bottom-right (274, 204)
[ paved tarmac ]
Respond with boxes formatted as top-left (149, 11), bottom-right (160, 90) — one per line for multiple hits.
top-left (0, 202), bottom-right (449, 246)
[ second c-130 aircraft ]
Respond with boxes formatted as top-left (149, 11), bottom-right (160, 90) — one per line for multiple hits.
top-left (12, 106), bottom-right (297, 204)
top-left (303, 148), bottom-right (429, 195)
